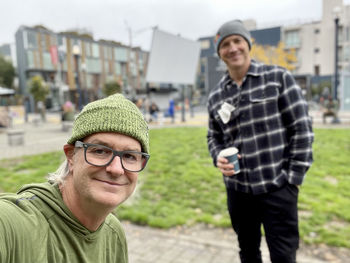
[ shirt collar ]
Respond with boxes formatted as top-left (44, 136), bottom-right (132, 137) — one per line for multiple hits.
top-left (222, 59), bottom-right (261, 84)
top-left (245, 59), bottom-right (262, 77)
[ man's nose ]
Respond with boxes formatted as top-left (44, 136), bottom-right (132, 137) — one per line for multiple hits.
top-left (228, 42), bottom-right (238, 52)
top-left (106, 156), bottom-right (125, 175)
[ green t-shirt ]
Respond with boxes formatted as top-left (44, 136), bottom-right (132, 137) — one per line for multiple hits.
top-left (0, 182), bottom-right (128, 263)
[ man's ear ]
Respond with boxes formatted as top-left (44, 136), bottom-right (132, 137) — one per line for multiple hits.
top-left (63, 144), bottom-right (75, 168)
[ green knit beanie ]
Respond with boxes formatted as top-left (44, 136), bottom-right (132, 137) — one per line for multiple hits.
top-left (67, 94), bottom-right (149, 153)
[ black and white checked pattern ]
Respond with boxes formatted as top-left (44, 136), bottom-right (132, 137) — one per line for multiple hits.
top-left (207, 60), bottom-right (314, 194)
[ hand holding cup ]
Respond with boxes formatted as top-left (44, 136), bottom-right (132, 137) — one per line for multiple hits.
top-left (217, 147), bottom-right (240, 176)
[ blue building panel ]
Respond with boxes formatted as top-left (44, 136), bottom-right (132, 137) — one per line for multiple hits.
top-left (250, 27), bottom-right (281, 46)
top-left (198, 36), bottom-right (216, 57)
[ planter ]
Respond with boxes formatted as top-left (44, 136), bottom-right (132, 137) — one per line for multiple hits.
top-left (62, 121), bottom-right (74, 132)
top-left (62, 112), bottom-right (75, 121)
top-left (7, 129), bottom-right (25, 146)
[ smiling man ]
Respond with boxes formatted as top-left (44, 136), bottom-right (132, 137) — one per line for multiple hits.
top-left (207, 20), bottom-right (314, 263)
top-left (0, 94), bottom-right (149, 263)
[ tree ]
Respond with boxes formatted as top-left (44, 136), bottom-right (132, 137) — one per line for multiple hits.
top-left (29, 75), bottom-right (49, 102)
top-left (103, 81), bottom-right (121, 96)
top-left (29, 75), bottom-right (49, 121)
top-left (250, 41), bottom-right (297, 71)
top-left (0, 55), bottom-right (15, 88)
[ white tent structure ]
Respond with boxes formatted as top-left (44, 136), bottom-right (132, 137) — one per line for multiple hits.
top-left (0, 86), bottom-right (15, 96)
top-left (146, 29), bottom-right (201, 85)
top-left (145, 29), bottom-right (201, 121)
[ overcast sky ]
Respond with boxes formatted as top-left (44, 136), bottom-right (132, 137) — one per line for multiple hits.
top-left (0, 0), bottom-right (333, 51)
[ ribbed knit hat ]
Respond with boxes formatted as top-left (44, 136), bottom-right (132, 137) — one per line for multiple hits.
top-left (67, 94), bottom-right (149, 153)
top-left (214, 20), bottom-right (252, 55)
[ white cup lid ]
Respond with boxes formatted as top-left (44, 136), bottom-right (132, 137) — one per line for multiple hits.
top-left (219, 147), bottom-right (238, 157)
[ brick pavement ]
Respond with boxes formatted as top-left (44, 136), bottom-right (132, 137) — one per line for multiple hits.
top-left (1, 111), bottom-right (347, 263)
top-left (123, 222), bottom-right (331, 263)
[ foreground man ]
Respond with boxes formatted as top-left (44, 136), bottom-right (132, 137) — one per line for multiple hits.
top-left (207, 20), bottom-right (314, 263)
top-left (0, 94), bottom-right (149, 263)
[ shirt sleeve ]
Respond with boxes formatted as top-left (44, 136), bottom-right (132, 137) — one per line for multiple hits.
top-left (279, 70), bottom-right (314, 185)
top-left (0, 201), bottom-right (12, 262)
top-left (207, 101), bottom-right (225, 167)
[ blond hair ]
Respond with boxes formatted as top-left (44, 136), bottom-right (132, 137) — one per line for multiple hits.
top-left (47, 160), bottom-right (70, 185)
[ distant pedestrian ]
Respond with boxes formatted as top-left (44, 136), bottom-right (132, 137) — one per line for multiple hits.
top-left (149, 102), bottom-right (159, 122)
top-left (164, 99), bottom-right (175, 123)
top-left (322, 96), bottom-right (339, 124)
top-left (207, 20), bottom-right (314, 263)
top-left (0, 94), bottom-right (150, 263)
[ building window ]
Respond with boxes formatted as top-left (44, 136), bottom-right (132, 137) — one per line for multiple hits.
top-left (103, 46), bottom-right (109, 59)
top-left (27, 31), bottom-right (38, 49)
top-left (346, 27), bottom-right (350, 42)
top-left (114, 62), bottom-right (121, 75)
top-left (43, 52), bottom-right (54, 70)
top-left (92, 43), bottom-right (99, 58)
top-left (115, 47), bottom-right (128, 62)
top-left (85, 42), bottom-right (91, 57)
top-left (338, 26), bottom-right (344, 43)
top-left (57, 35), bottom-right (64, 46)
top-left (200, 40), bottom-right (210, 49)
top-left (314, 28), bottom-right (320, 34)
top-left (26, 50), bottom-right (35, 68)
top-left (285, 30), bottom-right (300, 48)
top-left (344, 46), bottom-right (350, 61)
top-left (338, 46), bottom-right (343, 62)
top-left (314, 48), bottom-right (320, 53)
top-left (314, 65), bottom-right (320, 76)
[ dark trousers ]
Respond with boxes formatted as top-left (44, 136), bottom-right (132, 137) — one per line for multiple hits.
top-left (226, 183), bottom-right (299, 263)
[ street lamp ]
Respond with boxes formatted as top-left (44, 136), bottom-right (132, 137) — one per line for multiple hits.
top-left (333, 6), bottom-right (341, 101)
top-left (81, 62), bottom-right (87, 104)
top-left (124, 20), bottom-right (134, 98)
top-left (73, 44), bottom-right (82, 111)
top-left (58, 45), bottom-right (66, 105)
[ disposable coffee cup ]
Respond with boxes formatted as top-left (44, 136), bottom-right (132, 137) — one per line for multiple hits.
top-left (218, 147), bottom-right (240, 174)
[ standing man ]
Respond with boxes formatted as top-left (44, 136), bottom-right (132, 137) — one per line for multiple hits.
top-left (0, 94), bottom-right (150, 263)
top-left (207, 20), bottom-right (314, 263)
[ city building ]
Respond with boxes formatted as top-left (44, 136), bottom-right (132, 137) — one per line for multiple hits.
top-left (14, 25), bottom-right (148, 112)
top-left (0, 43), bottom-right (17, 68)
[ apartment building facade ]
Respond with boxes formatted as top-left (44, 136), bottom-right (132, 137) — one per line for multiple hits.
top-left (15, 25), bottom-right (148, 111)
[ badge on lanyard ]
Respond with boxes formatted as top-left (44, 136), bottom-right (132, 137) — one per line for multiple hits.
top-left (218, 102), bottom-right (236, 124)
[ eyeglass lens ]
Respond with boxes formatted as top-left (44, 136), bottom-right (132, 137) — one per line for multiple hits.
top-left (85, 144), bottom-right (147, 172)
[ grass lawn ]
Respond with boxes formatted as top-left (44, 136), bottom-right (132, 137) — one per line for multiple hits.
top-left (1, 127), bottom-right (349, 248)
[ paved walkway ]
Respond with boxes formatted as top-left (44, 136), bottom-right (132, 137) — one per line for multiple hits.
top-left (1, 110), bottom-right (349, 263)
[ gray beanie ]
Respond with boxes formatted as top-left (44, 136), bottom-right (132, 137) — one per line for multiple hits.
top-left (214, 20), bottom-right (252, 55)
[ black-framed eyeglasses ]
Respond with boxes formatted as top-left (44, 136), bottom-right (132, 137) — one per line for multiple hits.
top-left (75, 141), bottom-right (150, 172)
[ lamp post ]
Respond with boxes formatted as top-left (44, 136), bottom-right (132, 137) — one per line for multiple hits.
top-left (124, 20), bottom-right (134, 98)
top-left (124, 21), bottom-right (155, 98)
top-left (333, 6), bottom-right (341, 101)
top-left (81, 62), bottom-right (87, 104)
top-left (58, 45), bottom-right (66, 105)
top-left (73, 44), bottom-right (82, 111)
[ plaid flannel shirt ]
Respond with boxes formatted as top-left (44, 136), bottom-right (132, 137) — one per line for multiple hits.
top-left (207, 60), bottom-right (314, 194)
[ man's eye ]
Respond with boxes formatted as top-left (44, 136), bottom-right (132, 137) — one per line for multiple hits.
top-left (123, 153), bottom-right (138, 161)
top-left (90, 147), bottom-right (110, 155)
top-left (222, 42), bottom-right (229, 48)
